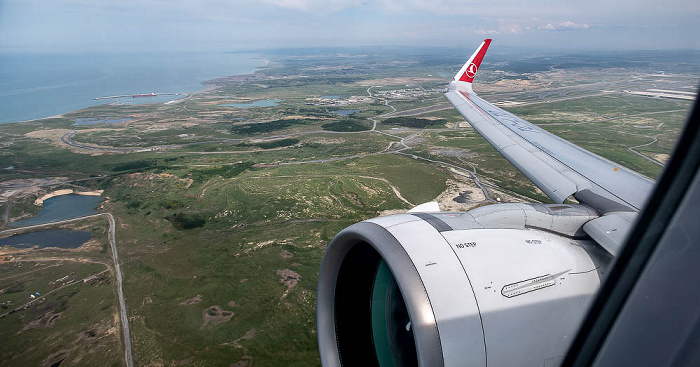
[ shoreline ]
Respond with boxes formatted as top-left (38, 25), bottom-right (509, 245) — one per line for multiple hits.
top-left (0, 52), bottom-right (265, 125)
top-left (34, 189), bottom-right (104, 206)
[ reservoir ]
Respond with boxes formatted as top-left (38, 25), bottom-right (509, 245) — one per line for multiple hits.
top-left (11, 194), bottom-right (103, 227)
top-left (0, 229), bottom-right (92, 249)
top-left (331, 109), bottom-right (360, 116)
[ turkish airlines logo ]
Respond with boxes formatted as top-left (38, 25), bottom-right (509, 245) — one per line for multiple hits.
top-left (466, 63), bottom-right (478, 78)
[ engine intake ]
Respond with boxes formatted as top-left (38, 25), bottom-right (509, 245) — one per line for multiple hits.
top-left (317, 204), bottom-right (612, 367)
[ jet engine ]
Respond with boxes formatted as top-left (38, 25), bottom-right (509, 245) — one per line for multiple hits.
top-left (317, 203), bottom-right (612, 367)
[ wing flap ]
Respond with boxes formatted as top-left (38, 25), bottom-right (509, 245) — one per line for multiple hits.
top-left (583, 212), bottom-right (638, 256)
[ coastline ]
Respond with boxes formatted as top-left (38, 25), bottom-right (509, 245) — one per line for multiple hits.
top-left (0, 51), bottom-right (265, 125)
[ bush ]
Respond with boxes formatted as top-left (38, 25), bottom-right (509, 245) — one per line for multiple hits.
top-left (190, 161), bottom-right (255, 183)
top-left (168, 213), bottom-right (206, 230)
top-left (322, 120), bottom-right (369, 132)
top-left (231, 119), bottom-right (315, 135)
top-left (4, 283), bottom-right (24, 294)
top-left (111, 160), bottom-right (156, 172)
top-left (381, 117), bottom-right (445, 128)
top-left (237, 138), bottom-right (299, 149)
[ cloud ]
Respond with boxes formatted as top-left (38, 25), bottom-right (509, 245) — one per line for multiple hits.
top-left (540, 21), bottom-right (590, 31)
top-left (260, 0), bottom-right (365, 12)
top-left (1, 0), bottom-right (698, 51)
top-left (476, 29), bottom-right (498, 35)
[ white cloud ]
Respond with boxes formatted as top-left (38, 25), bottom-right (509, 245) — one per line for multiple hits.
top-left (540, 21), bottom-right (590, 31)
top-left (260, 0), bottom-right (365, 12)
top-left (476, 29), bottom-right (498, 35)
top-left (1, 0), bottom-right (698, 51)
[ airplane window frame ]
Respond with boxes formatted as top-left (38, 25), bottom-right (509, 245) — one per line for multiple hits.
top-left (563, 90), bottom-right (700, 367)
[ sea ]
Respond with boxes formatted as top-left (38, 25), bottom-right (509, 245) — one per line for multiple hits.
top-left (0, 51), bottom-right (263, 124)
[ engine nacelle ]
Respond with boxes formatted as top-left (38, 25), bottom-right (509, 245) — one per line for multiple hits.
top-left (317, 204), bottom-right (612, 367)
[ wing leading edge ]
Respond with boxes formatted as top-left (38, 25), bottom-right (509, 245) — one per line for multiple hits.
top-left (445, 40), bottom-right (656, 255)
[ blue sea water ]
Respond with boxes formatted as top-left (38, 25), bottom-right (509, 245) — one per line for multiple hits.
top-left (0, 52), bottom-right (263, 124)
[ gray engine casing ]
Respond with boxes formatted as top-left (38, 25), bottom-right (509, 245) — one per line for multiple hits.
top-left (317, 204), bottom-right (612, 367)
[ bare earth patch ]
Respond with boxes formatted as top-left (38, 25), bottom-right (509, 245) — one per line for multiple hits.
top-left (17, 311), bottom-right (63, 334)
top-left (228, 329), bottom-right (256, 367)
top-left (40, 349), bottom-right (70, 367)
top-left (180, 294), bottom-right (202, 305)
top-left (25, 128), bottom-right (73, 146)
top-left (435, 178), bottom-right (486, 212)
top-left (279, 249), bottom-right (294, 258)
top-left (202, 305), bottom-right (234, 326)
top-left (277, 269), bottom-right (301, 289)
top-left (654, 153), bottom-right (670, 164)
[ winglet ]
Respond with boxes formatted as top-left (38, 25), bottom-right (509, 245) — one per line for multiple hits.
top-left (452, 39), bottom-right (492, 86)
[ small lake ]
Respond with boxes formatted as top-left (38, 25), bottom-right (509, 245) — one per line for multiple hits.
top-left (220, 99), bottom-right (281, 108)
top-left (331, 109), bottom-right (360, 116)
top-left (11, 194), bottom-right (103, 227)
top-left (74, 117), bottom-right (132, 126)
top-left (0, 229), bottom-right (92, 249)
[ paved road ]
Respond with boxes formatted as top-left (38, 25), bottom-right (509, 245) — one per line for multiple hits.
top-left (0, 213), bottom-right (106, 235)
top-left (379, 102), bottom-right (453, 118)
top-left (457, 157), bottom-right (496, 202)
top-left (105, 213), bottom-right (134, 367)
top-left (61, 131), bottom-right (149, 153)
top-left (628, 137), bottom-right (665, 166)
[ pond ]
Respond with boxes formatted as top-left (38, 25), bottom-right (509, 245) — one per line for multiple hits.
top-left (220, 99), bottom-right (281, 108)
top-left (11, 194), bottom-right (103, 227)
top-left (0, 229), bottom-right (92, 249)
top-left (331, 109), bottom-right (360, 116)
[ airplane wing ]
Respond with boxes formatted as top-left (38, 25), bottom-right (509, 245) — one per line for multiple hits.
top-left (444, 39), bottom-right (656, 255)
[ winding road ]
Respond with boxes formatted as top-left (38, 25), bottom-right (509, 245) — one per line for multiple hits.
top-left (627, 137), bottom-right (665, 166)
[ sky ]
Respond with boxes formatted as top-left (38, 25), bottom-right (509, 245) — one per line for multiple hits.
top-left (1, 0), bottom-right (699, 53)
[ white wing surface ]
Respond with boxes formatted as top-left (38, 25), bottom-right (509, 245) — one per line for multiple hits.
top-left (445, 40), bottom-right (656, 255)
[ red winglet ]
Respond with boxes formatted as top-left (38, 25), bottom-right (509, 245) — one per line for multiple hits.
top-left (457, 39), bottom-right (492, 83)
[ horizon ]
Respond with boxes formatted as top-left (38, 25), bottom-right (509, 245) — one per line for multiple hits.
top-left (1, 0), bottom-right (699, 53)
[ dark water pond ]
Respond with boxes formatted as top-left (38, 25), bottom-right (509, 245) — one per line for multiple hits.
top-left (331, 109), bottom-right (360, 116)
top-left (0, 229), bottom-right (92, 249)
top-left (11, 194), bottom-right (103, 227)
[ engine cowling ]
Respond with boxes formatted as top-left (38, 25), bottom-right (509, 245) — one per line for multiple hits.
top-left (317, 204), bottom-right (612, 367)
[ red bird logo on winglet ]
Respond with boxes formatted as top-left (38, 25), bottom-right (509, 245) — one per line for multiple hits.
top-left (458, 39), bottom-right (492, 83)
top-left (466, 63), bottom-right (478, 78)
